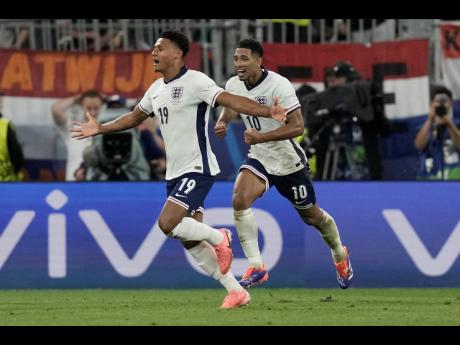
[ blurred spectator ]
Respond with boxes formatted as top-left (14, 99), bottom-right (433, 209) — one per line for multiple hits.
top-left (414, 85), bottom-right (460, 180)
top-left (308, 61), bottom-right (385, 180)
top-left (138, 117), bottom-right (166, 180)
top-left (56, 19), bottom-right (125, 51)
top-left (295, 84), bottom-right (318, 177)
top-left (128, 97), bottom-right (166, 180)
top-left (0, 90), bottom-right (24, 181)
top-left (0, 21), bottom-right (30, 49)
top-left (349, 19), bottom-right (395, 42)
top-left (97, 19), bottom-right (126, 51)
top-left (270, 19), bottom-right (310, 43)
top-left (309, 19), bottom-right (395, 43)
top-left (82, 94), bottom-right (151, 181)
top-left (307, 19), bottom-right (352, 43)
top-left (51, 90), bottom-right (105, 181)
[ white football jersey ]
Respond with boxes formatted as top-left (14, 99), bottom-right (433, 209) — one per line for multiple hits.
top-left (225, 69), bottom-right (306, 176)
top-left (139, 67), bottom-right (223, 180)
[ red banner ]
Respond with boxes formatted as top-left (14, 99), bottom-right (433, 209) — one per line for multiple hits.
top-left (0, 43), bottom-right (201, 98)
top-left (263, 39), bottom-right (428, 82)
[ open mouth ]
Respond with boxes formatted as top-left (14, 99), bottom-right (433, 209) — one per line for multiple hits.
top-left (237, 69), bottom-right (246, 77)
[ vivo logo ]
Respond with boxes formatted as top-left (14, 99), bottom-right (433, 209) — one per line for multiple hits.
top-left (0, 189), bottom-right (283, 279)
top-left (383, 209), bottom-right (460, 276)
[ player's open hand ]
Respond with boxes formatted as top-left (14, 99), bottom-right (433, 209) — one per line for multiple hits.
top-left (214, 121), bottom-right (228, 138)
top-left (244, 128), bottom-right (264, 145)
top-left (69, 112), bottom-right (102, 140)
top-left (270, 96), bottom-right (287, 123)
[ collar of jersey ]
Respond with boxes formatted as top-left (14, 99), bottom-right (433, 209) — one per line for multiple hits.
top-left (164, 65), bottom-right (189, 84)
top-left (244, 68), bottom-right (269, 91)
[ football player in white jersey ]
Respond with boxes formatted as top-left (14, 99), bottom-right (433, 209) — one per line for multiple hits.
top-left (215, 39), bottom-right (353, 290)
top-left (70, 31), bottom-right (286, 309)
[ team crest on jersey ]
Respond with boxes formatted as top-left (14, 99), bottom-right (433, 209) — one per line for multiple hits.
top-left (255, 96), bottom-right (267, 105)
top-left (171, 87), bottom-right (184, 103)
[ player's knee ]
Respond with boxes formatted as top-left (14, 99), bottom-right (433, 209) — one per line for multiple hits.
top-left (232, 191), bottom-right (252, 210)
top-left (302, 215), bottom-right (317, 226)
top-left (300, 206), bottom-right (324, 227)
top-left (158, 215), bottom-right (177, 235)
top-left (301, 211), bottom-right (321, 227)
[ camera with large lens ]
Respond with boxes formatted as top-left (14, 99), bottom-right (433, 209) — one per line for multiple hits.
top-left (435, 98), bottom-right (449, 117)
top-left (100, 132), bottom-right (132, 180)
top-left (102, 132), bottom-right (132, 165)
top-left (301, 80), bottom-right (382, 126)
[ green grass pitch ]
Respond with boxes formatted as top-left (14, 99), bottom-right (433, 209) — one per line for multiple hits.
top-left (1, 288), bottom-right (459, 325)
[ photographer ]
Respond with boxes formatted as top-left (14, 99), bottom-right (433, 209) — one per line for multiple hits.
top-left (82, 94), bottom-right (151, 181)
top-left (307, 61), bottom-right (386, 180)
top-left (414, 85), bottom-right (460, 180)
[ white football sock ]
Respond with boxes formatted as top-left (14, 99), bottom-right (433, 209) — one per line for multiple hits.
top-left (234, 208), bottom-right (263, 268)
top-left (187, 241), bottom-right (243, 293)
top-left (317, 209), bottom-right (346, 263)
top-left (170, 217), bottom-right (223, 246)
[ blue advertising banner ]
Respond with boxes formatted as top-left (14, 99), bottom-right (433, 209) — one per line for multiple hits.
top-left (0, 182), bottom-right (459, 288)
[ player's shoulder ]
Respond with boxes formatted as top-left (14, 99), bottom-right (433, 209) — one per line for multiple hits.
top-left (266, 70), bottom-right (296, 94)
top-left (225, 75), bottom-right (241, 90)
top-left (186, 69), bottom-right (211, 81)
top-left (267, 70), bottom-right (291, 85)
top-left (145, 77), bottom-right (163, 92)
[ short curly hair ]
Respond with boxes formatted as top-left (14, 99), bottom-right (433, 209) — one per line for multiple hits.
top-left (430, 84), bottom-right (453, 102)
top-left (159, 30), bottom-right (190, 58)
top-left (238, 38), bottom-right (264, 57)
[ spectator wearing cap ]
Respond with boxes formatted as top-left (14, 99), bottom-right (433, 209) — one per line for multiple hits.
top-left (332, 61), bottom-right (384, 180)
top-left (310, 61), bottom-right (385, 180)
top-left (325, 61), bottom-right (362, 87)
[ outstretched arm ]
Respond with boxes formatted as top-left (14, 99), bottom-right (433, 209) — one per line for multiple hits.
top-left (70, 105), bottom-right (149, 140)
top-left (244, 108), bottom-right (304, 145)
top-left (215, 92), bottom-right (286, 122)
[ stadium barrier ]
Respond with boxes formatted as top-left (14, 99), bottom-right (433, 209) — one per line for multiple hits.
top-left (0, 181), bottom-right (459, 288)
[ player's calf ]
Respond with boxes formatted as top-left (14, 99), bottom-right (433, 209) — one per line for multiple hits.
top-left (213, 228), bottom-right (233, 274)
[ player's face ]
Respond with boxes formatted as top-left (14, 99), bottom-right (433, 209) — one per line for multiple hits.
top-left (233, 48), bottom-right (262, 81)
top-left (151, 38), bottom-right (181, 73)
top-left (81, 96), bottom-right (103, 117)
top-left (432, 94), bottom-right (452, 108)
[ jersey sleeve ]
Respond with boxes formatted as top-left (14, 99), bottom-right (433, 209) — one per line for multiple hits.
top-left (276, 77), bottom-right (301, 114)
top-left (138, 82), bottom-right (156, 116)
top-left (195, 72), bottom-right (224, 107)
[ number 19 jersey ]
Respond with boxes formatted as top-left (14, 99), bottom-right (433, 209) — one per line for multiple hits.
top-left (139, 66), bottom-right (223, 180)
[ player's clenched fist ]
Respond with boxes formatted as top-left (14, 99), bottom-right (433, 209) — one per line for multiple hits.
top-left (214, 121), bottom-right (228, 138)
top-left (244, 128), bottom-right (264, 145)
